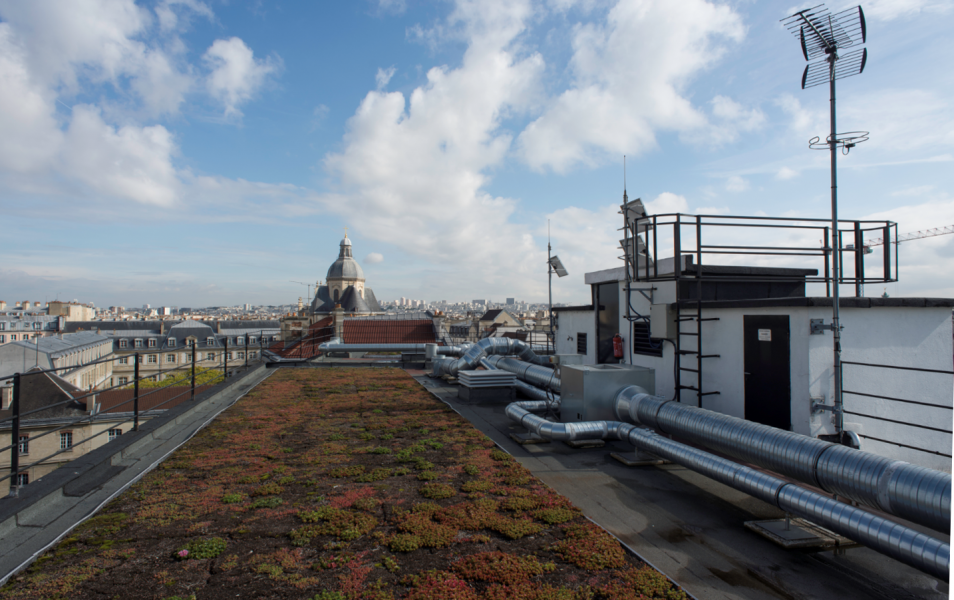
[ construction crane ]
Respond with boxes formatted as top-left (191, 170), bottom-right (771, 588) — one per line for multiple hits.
top-left (865, 225), bottom-right (954, 249)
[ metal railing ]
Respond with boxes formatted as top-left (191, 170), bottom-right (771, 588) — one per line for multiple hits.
top-left (0, 332), bottom-right (272, 497)
top-left (840, 360), bottom-right (954, 458)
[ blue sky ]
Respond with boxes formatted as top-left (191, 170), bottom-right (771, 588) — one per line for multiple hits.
top-left (1, 0), bottom-right (952, 308)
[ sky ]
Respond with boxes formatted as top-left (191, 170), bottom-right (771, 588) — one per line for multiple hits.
top-left (1, 0), bottom-right (952, 308)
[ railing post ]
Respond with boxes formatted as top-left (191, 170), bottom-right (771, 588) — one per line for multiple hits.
top-left (9, 373), bottom-right (21, 497)
top-left (133, 352), bottom-right (140, 432)
top-left (191, 341), bottom-right (196, 401)
top-left (245, 333), bottom-right (249, 368)
top-left (223, 337), bottom-right (229, 380)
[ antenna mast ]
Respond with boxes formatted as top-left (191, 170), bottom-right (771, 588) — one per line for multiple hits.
top-left (782, 4), bottom-right (868, 442)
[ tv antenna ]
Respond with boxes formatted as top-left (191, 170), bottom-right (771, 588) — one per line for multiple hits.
top-left (781, 4), bottom-right (868, 442)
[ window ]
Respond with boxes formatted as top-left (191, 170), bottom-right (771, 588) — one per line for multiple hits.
top-left (32, 322), bottom-right (40, 330)
top-left (118, 376), bottom-right (128, 385)
top-left (0, 335), bottom-right (4, 343)
top-left (206, 337), bottom-right (214, 346)
top-left (237, 352), bottom-right (245, 359)
top-left (10, 335), bottom-right (16, 341)
top-left (249, 337), bottom-right (256, 344)
top-left (166, 354), bottom-right (176, 363)
top-left (60, 432), bottom-right (73, 450)
top-left (576, 333), bottom-right (587, 355)
top-left (18, 435), bottom-right (28, 455)
top-left (168, 338), bottom-right (176, 347)
top-left (119, 357), bottom-right (129, 364)
top-left (119, 339), bottom-right (128, 349)
top-left (147, 338), bottom-right (156, 347)
top-left (108, 428), bottom-right (122, 441)
top-left (0, 322), bottom-right (5, 330)
top-left (134, 339), bottom-right (142, 348)
top-left (16, 472), bottom-right (28, 486)
top-left (236, 337), bottom-right (244, 345)
top-left (147, 354), bottom-right (157, 364)
top-left (227, 352), bottom-right (233, 360)
top-left (632, 322), bottom-right (663, 358)
top-left (249, 351), bottom-right (257, 359)
top-left (206, 353), bottom-right (215, 361)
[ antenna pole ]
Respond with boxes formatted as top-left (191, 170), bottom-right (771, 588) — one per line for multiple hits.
top-left (548, 220), bottom-right (553, 349)
top-left (828, 51), bottom-right (844, 438)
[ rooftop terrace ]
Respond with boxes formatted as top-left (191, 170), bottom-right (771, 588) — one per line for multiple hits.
top-left (0, 368), bottom-right (687, 600)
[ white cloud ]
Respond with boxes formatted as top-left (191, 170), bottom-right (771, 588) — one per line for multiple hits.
top-left (725, 175), bottom-right (749, 192)
top-left (517, 0), bottom-right (745, 172)
top-left (322, 0), bottom-right (546, 300)
top-left (645, 192), bottom-right (689, 214)
top-left (155, 0), bottom-right (213, 33)
top-left (376, 66), bottom-right (396, 89)
top-left (203, 37), bottom-right (281, 119)
top-left (776, 167), bottom-right (799, 180)
top-left (862, 0), bottom-right (952, 21)
top-left (366, 252), bottom-right (385, 264)
top-left (891, 184), bottom-right (935, 197)
top-left (695, 95), bottom-right (765, 146)
top-left (60, 104), bottom-right (180, 206)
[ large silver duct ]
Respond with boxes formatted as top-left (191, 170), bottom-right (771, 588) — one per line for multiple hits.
top-left (317, 340), bottom-right (470, 355)
top-left (484, 355), bottom-right (561, 393)
top-left (432, 337), bottom-right (551, 377)
top-left (506, 399), bottom-right (950, 580)
top-left (615, 388), bottom-right (952, 534)
top-left (479, 357), bottom-right (560, 403)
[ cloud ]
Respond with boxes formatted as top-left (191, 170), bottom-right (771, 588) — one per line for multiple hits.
top-left (776, 167), bottom-right (799, 180)
top-left (203, 37), bottom-right (281, 119)
top-left (695, 95), bottom-right (765, 146)
top-left (321, 0), bottom-right (547, 299)
top-left (725, 175), bottom-right (749, 192)
top-left (155, 0), bottom-right (213, 33)
top-left (61, 104), bottom-right (180, 206)
top-left (891, 184), bottom-right (934, 197)
top-left (366, 252), bottom-right (384, 264)
top-left (517, 0), bottom-right (745, 172)
top-left (863, 0), bottom-right (952, 21)
top-left (645, 192), bottom-right (689, 214)
top-left (376, 66), bottom-right (396, 89)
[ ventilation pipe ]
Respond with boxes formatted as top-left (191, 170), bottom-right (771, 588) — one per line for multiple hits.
top-left (431, 337), bottom-right (552, 377)
top-left (479, 357), bottom-right (559, 403)
top-left (484, 355), bottom-right (561, 393)
top-left (614, 387), bottom-right (951, 534)
top-left (506, 399), bottom-right (950, 580)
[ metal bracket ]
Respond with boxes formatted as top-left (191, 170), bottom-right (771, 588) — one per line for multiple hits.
top-left (629, 286), bottom-right (656, 303)
top-left (811, 397), bottom-right (840, 416)
top-left (810, 319), bottom-right (830, 335)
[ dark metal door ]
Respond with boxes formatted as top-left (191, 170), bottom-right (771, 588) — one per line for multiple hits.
top-left (596, 282), bottom-right (619, 364)
top-left (743, 315), bottom-right (791, 430)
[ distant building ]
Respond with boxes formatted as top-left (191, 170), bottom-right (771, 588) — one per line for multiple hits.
top-left (310, 234), bottom-right (382, 314)
top-left (49, 301), bottom-right (95, 322)
top-left (0, 332), bottom-right (113, 390)
top-left (478, 309), bottom-right (523, 332)
top-left (506, 298), bottom-right (515, 305)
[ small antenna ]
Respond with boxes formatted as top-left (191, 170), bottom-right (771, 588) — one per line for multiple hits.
top-left (623, 156), bottom-right (628, 203)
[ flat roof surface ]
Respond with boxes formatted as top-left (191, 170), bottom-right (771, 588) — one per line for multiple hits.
top-left (412, 372), bottom-right (949, 600)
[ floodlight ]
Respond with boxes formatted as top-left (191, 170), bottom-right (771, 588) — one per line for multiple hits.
top-left (549, 255), bottom-right (568, 278)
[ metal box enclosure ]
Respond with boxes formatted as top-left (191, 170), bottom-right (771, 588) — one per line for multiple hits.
top-left (650, 304), bottom-right (677, 340)
top-left (549, 354), bottom-right (584, 377)
top-left (560, 364), bottom-right (655, 423)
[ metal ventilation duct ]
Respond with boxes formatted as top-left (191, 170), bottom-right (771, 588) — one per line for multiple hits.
top-left (506, 399), bottom-right (950, 580)
top-left (484, 355), bottom-right (561, 393)
top-left (615, 388), bottom-right (951, 534)
top-left (479, 357), bottom-right (559, 403)
top-left (431, 337), bottom-right (552, 377)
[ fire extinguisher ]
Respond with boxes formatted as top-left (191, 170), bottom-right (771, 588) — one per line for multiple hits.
top-left (612, 333), bottom-right (624, 359)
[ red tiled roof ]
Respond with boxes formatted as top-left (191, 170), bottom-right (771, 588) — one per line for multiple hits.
top-left (96, 385), bottom-right (213, 414)
top-left (343, 319), bottom-right (437, 344)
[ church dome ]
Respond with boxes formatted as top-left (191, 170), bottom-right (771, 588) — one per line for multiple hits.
top-left (326, 233), bottom-right (365, 281)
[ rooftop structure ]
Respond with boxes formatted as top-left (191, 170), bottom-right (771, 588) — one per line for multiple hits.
top-left (310, 234), bottom-right (383, 314)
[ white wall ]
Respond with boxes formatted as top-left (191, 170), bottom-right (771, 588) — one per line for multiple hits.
top-left (555, 310), bottom-right (597, 364)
